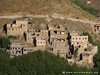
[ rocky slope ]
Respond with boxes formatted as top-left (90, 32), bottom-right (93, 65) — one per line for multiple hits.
top-left (0, 0), bottom-right (96, 20)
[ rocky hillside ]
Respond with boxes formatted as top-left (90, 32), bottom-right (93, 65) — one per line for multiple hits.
top-left (0, 0), bottom-right (96, 20)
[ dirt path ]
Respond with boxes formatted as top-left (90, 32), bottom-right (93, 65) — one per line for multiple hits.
top-left (0, 15), bottom-right (100, 25)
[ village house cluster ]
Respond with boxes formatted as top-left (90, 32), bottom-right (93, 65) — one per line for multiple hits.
top-left (6, 20), bottom-right (28, 36)
top-left (4, 19), bottom-right (98, 67)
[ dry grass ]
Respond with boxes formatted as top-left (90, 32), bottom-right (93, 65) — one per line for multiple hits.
top-left (0, 0), bottom-right (97, 21)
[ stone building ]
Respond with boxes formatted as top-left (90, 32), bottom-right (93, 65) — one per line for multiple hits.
top-left (35, 37), bottom-right (46, 47)
top-left (26, 29), bottom-right (48, 44)
top-left (69, 32), bottom-right (98, 67)
top-left (48, 24), bottom-right (66, 43)
top-left (35, 29), bottom-right (48, 39)
top-left (6, 43), bottom-right (23, 58)
top-left (94, 24), bottom-right (100, 35)
top-left (86, 0), bottom-right (92, 4)
top-left (75, 45), bottom-right (98, 67)
top-left (6, 43), bottom-right (34, 58)
top-left (52, 39), bottom-right (68, 58)
top-left (6, 20), bottom-right (28, 36)
top-left (23, 47), bottom-right (34, 54)
top-left (48, 24), bottom-right (69, 58)
top-left (71, 36), bottom-right (88, 48)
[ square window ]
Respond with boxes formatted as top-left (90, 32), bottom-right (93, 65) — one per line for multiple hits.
top-left (37, 34), bottom-right (39, 36)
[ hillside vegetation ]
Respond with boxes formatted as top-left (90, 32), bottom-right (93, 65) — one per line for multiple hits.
top-left (71, 0), bottom-right (100, 16)
top-left (0, 50), bottom-right (98, 75)
top-left (0, 0), bottom-right (96, 20)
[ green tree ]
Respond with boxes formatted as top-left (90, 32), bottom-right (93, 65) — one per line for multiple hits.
top-left (0, 37), bottom-right (11, 49)
top-left (74, 48), bottom-right (78, 59)
top-left (83, 32), bottom-right (94, 44)
top-left (94, 41), bottom-right (100, 74)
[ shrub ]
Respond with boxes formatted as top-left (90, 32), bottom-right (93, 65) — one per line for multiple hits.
top-left (0, 37), bottom-right (11, 49)
top-left (8, 35), bottom-right (17, 39)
